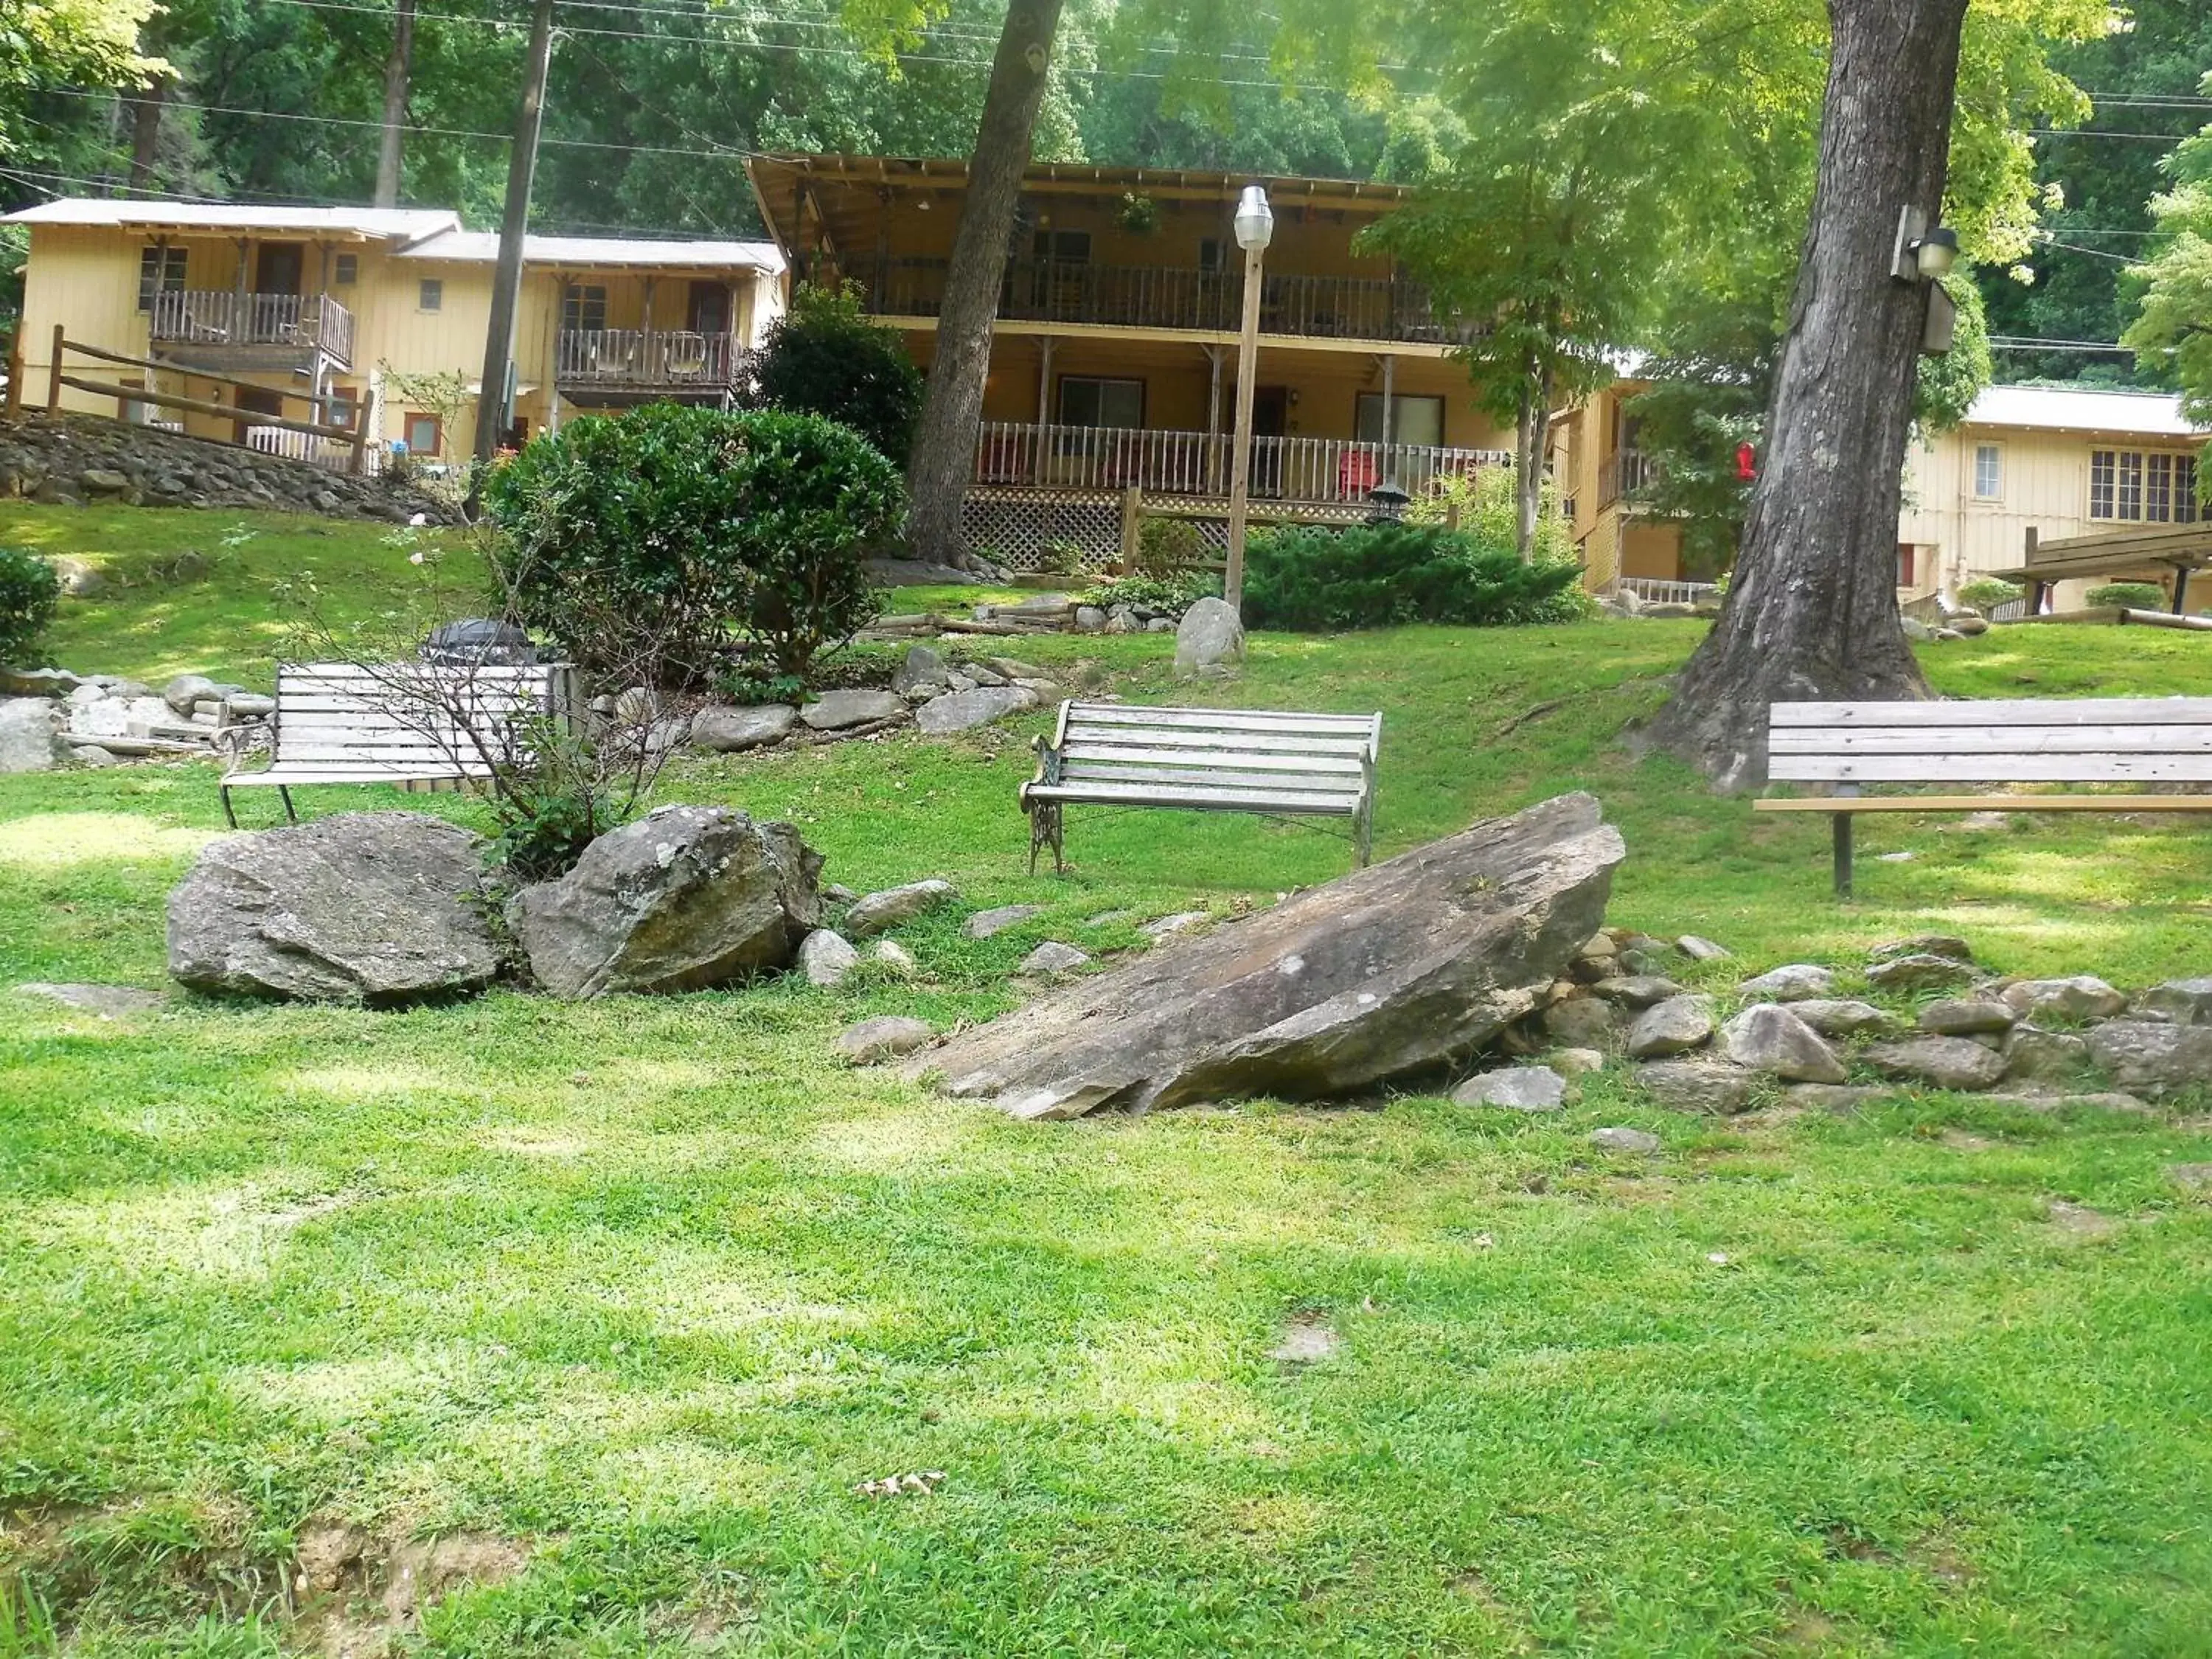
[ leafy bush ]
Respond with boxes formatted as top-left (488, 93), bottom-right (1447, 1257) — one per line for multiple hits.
top-left (749, 282), bottom-right (925, 462)
top-left (1133, 515), bottom-right (1206, 577)
top-left (1038, 538), bottom-right (1084, 577)
top-left (1243, 524), bottom-right (1587, 631)
top-left (484, 404), bottom-right (900, 684)
top-left (2086, 582), bottom-right (2168, 611)
top-left (1958, 577), bottom-right (2023, 611)
top-left (0, 545), bottom-right (61, 667)
top-left (1405, 465), bottom-right (1575, 565)
top-left (1085, 569), bottom-right (1220, 613)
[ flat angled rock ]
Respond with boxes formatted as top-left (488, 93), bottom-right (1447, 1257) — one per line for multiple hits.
top-left (844, 879), bottom-right (957, 938)
top-left (1452, 1065), bottom-right (1568, 1112)
top-left (1624, 994), bottom-right (1714, 1059)
top-left (1590, 1125), bottom-right (1660, 1153)
top-left (2084, 1020), bottom-right (2212, 1094)
top-left (965, 903), bottom-right (1043, 939)
top-left (1020, 941), bottom-right (1091, 975)
top-left (836, 1015), bottom-right (935, 1062)
top-left (689, 703), bottom-right (797, 752)
top-left (1868, 934), bottom-right (1974, 965)
top-left (1719, 1004), bottom-right (1845, 1082)
top-left (18, 982), bottom-right (167, 1018)
top-left (1632, 1060), bottom-right (1755, 1115)
top-left (1737, 964), bottom-right (1834, 1002)
top-left (1919, 998), bottom-right (2017, 1036)
top-left (909, 793), bottom-right (1624, 1119)
top-left (916, 684), bottom-right (1036, 735)
top-left (2001, 975), bottom-right (2126, 1023)
top-left (1675, 935), bottom-right (1732, 961)
top-left (1865, 953), bottom-right (1978, 993)
top-left (2138, 978), bottom-right (2212, 1026)
top-left (1591, 974), bottom-right (1684, 1007)
top-left (1862, 1035), bottom-right (2008, 1091)
top-left (800, 689), bottom-right (906, 731)
top-left (1790, 999), bottom-right (1900, 1037)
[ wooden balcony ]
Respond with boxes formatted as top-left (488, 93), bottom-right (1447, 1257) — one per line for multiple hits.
top-left (973, 421), bottom-right (1511, 504)
top-left (870, 258), bottom-right (1450, 344)
top-left (554, 329), bottom-right (746, 395)
top-left (1598, 448), bottom-right (1658, 509)
top-left (150, 291), bottom-right (355, 368)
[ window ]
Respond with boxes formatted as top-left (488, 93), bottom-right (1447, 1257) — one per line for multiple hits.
top-left (1032, 229), bottom-right (1091, 264)
top-left (417, 278), bottom-right (443, 312)
top-left (137, 245), bottom-right (187, 311)
top-left (1898, 543), bottom-right (1917, 588)
top-left (1057, 376), bottom-right (1143, 429)
top-left (1972, 442), bottom-right (2002, 501)
top-left (403, 412), bottom-right (442, 455)
top-left (333, 252), bottom-right (358, 285)
top-left (2092, 450), bottom-right (2200, 523)
top-left (1355, 393), bottom-right (1445, 449)
top-left (1198, 237), bottom-right (1224, 272)
top-left (561, 283), bottom-right (608, 333)
top-left (327, 390), bottom-right (358, 430)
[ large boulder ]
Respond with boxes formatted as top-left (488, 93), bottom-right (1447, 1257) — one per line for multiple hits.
top-left (1173, 597), bottom-right (1245, 680)
top-left (916, 685), bottom-right (1037, 735)
top-left (1719, 1004), bottom-right (1845, 1082)
top-left (1862, 1035), bottom-right (2008, 1091)
top-left (0, 698), bottom-right (66, 773)
top-left (908, 793), bottom-right (1624, 1119)
top-left (167, 812), bottom-right (501, 1003)
top-left (2001, 975), bottom-right (2126, 1023)
top-left (507, 805), bottom-right (821, 998)
top-left (2138, 978), bottom-right (2212, 1025)
top-left (2084, 1021), bottom-right (2212, 1094)
top-left (1624, 994), bottom-right (1716, 1058)
top-left (800, 689), bottom-right (906, 731)
top-left (689, 703), bottom-right (797, 752)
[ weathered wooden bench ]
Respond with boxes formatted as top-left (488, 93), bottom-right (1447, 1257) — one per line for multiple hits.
top-left (1020, 700), bottom-right (1382, 874)
top-left (220, 661), bottom-right (573, 827)
top-left (1754, 698), bottom-right (2212, 897)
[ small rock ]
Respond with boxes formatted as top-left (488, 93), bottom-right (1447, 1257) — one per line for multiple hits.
top-left (964, 664), bottom-right (1007, 686)
top-left (1675, 935), bottom-right (1732, 962)
top-left (69, 745), bottom-right (122, 766)
top-left (1543, 995), bottom-right (1618, 1046)
top-left (869, 939), bottom-right (917, 973)
top-left (798, 929), bottom-right (859, 987)
top-left (801, 689), bottom-right (907, 731)
top-left (1141, 911), bottom-right (1209, 942)
top-left (1737, 964), bottom-right (1835, 1001)
top-left (916, 684), bottom-right (1035, 735)
top-left (1865, 953), bottom-right (1980, 993)
top-left (1633, 1060), bottom-right (1756, 1115)
top-left (1919, 998), bottom-right (2018, 1036)
top-left (1578, 931), bottom-right (1618, 961)
top-left (964, 904), bottom-right (1043, 939)
top-left (1784, 1082), bottom-right (1904, 1113)
top-left (2003, 1024), bottom-right (2092, 1082)
top-left (0, 698), bottom-right (66, 773)
top-left (78, 467), bottom-right (132, 495)
top-left (1074, 605), bottom-right (1107, 633)
top-left (1551, 1047), bottom-right (1605, 1076)
top-left (1589, 1126), bottom-right (1660, 1154)
top-left (224, 692), bottom-right (276, 720)
top-left (1172, 597), bottom-right (1245, 680)
top-left (1862, 1035), bottom-right (2008, 1091)
top-left (1624, 994), bottom-right (1715, 1059)
top-left (1591, 974), bottom-right (1685, 1007)
top-left (1020, 941), bottom-right (1091, 975)
top-left (824, 883), bottom-right (857, 904)
top-left (1719, 1004), bottom-right (1846, 1082)
top-left (2136, 978), bottom-right (2212, 1026)
top-left (1452, 1065), bottom-right (1568, 1112)
top-left (1790, 998), bottom-right (1901, 1037)
top-left (891, 644), bottom-right (951, 698)
top-left (844, 879), bottom-right (957, 939)
top-left (690, 703), bottom-right (798, 752)
top-left (2001, 975), bottom-right (2126, 1023)
top-left (836, 1015), bottom-right (935, 1063)
top-left (1868, 934), bottom-right (1974, 965)
top-left (982, 657), bottom-right (1046, 681)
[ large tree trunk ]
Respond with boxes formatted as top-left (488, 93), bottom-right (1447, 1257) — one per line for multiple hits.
top-left (374, 0), bottom-right (417, 209)
top-left (1644, 0), bottom-right (1966, 790)
top-left (125, 79), bottom-right (165, 192)
top-left (1513, 369), bottom-right (1551, 560)
top-left (904, 0), bottom-right (1064, 568)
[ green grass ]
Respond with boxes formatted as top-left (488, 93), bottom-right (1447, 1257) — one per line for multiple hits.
top-left (2, 507), bottom-right (2211, 1654)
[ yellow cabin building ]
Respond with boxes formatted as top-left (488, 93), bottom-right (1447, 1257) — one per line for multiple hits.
top-left (4, 199), bottom-right (784, 470)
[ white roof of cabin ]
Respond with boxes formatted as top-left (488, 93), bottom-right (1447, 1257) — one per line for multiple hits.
top-left (1, 198), bottom-right (461, 240)
top-left (397, 229), bottom-right (783, 272)
top-left (1964, 383), bottom-right (2205, 439)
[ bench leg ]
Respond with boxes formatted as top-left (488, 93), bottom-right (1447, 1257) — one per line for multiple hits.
top-left (1832, 813), bottom-right (1854, 900)
top-left (220, 785), bottom-right (237, 830)
top-left (279, 785), bottom-right (298, 825)
top-left (1028, 799), bottom-right (1065, 876)
top-left (1355, 801), bottom-right (1374, 869)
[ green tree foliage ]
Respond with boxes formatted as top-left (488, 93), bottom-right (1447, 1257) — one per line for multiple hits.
top-left (0, 545), bottom-right (63, 667)
top-left (2123, 116), bottom-right (2212, 431)
top-left (484, 406), bottom-right (899, 685)
top-left (1242, 522), bottom-right (1586, 630)
top-left (749, 283), bottom-right (925, 462)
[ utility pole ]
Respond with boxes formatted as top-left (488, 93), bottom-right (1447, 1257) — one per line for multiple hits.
top-left (469, 0), bottom-right (556, 501)
top-left (374, 0), bottom-right (418, 209)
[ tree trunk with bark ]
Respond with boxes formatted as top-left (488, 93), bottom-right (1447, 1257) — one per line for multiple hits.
top-left (1644, 0), bottom-right (1967, 790)
top-left (375, 0), bottom-right (417, 209)
top-left (125, 80), bottom-right (165, 192)
top-left (904, 0), bottom-right (1065, 568)
top-left (1514, 366), bottom-right (1552, 560)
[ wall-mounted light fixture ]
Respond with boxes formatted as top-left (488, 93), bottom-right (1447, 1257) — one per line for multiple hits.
top-left (1891, 205), bottom-right (1958, 284)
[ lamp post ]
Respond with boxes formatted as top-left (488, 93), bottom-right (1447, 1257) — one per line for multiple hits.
top-left (1222, 184), bottom-right (1273, 613)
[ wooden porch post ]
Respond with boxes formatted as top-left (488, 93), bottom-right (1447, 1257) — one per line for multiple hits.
top-left (1032, 335), bottom-right (1054, 484)
top-left (1119, 484), bottom-right (1142, 570)
top-left (641, 276), bottom-right (655, 380)
top-left (1204, 344), bottom-right (1223, 493)
top-left (47, 323), bottom-right (65, 414)
top-left (1378, 352), bottom-right (1396, 489)
top-left (2, 333), bottom-right (23, 422)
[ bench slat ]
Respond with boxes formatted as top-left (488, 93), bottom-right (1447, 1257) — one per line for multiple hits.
top-left (1754, 794), bottom-right (2212, 813)
top-left (1061, 743), bottom-right (1366, 776)
top-left (1029, 779), bottom-right (1363, 813)
top-left (1066, 703), bottom-right (1378, 738)
top-left (1060, 760), bottom-right (1365, 795)
top-left (1771, 698), bottom-right (2212, 728)
top-left (225, 768), bottom-right (481, 785)
top-left (1063, 723), bottom-right (1375, 757)
top-left (1770, 726), bottom-right (2212, 756)
top-left (1771, 754), bottom-right (2212, 782)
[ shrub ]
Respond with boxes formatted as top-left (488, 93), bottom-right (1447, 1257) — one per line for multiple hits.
top-left (1405, 465), bottom-right (1575, 565)
top-left (1958, 577), bottom-right (2023, 611)
top-left (1038, 538), bottom-right (1084, 577)
top-left (0, 546), bottom-right (62, 667)
top-left (1242, 524), bottom-right (1587, 632)
top-left (484, 404), bottom-right (900, 684)
top-left (1086, 569), bottom-right (1219, 613)
top-left (1133, 515), bottom-right (1205, 577)
top-left (749, 282), bottom-right (925, 462)
top-left (2087, 582), bottom-right (2167, 611)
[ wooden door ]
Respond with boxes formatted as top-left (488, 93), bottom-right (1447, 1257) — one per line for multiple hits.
top-left (1250, 385), bottom-right (1290, 497)
top-left (686, 281), bottom-right (730, 335)
top-left (234, 385), bottom-right (284, 446)
top-left (254, 243), bottom-right (305, 293)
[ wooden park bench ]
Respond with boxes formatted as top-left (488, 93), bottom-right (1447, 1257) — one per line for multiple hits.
top-left (1754, 698), bottom-right (2212, 897)
top-left (1020, 700), bottom-right (1382, 874)
top-left (220, 661), bottom-right (573, 827)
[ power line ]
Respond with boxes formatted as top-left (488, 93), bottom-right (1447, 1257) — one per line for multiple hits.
top-left (1988, 335), bottom-right (2130, 351)
top-left (2030, 128), bottom-right (2200, 142)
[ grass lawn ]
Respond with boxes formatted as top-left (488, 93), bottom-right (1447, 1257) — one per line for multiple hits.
top-left (3, 507), bottom-right (2210, 1655)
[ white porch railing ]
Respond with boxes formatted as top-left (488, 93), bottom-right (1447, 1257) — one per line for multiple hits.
top-left (973, 421), bottom-right (1513, 506)
top-left (149, 291), bottom-right (355, 366)
top-left (246, 424), bottom-right (373, 475)
top-left (1617, 576), bottom-right (1719, 608)
top-left (555, 329), bottom-right (742, 387)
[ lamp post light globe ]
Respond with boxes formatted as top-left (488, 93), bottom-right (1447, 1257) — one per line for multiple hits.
top-left (1913, 225), bottom-right (1959, 281)
top-left (1233, 185), bottom-right (1274, 252)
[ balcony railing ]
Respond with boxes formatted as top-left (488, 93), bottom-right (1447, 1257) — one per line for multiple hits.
top-left (1598, 447), bottom-right (1658, 508)
top-left (973, 421), bottom-right (1512, 505)
top-left (554, 329), bottom-right (745, 388)
top-left (868, 257), bottom-right (1450, 344)
top-left (150, 291), bottom-right (355, 366)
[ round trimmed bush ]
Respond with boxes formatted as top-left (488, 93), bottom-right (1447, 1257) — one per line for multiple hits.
top-left (1243, 524), bottom-right (1587, 631)
top-left (0, 545), bottom-right (62, 667)
top-left (2085, 581), bottom-right (2168, 611)
top-left (484, 404), bottom-right (900, 684)
top-left (749, 282), bottom-right (924, 462)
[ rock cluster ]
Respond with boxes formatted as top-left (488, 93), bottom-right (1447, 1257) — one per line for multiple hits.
top-left (0, 668), bottom-right (274, 771)
top-left (0, 412), bottom-right (451, 522)
top-left (686, 646), bottom-right (1065, 754)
